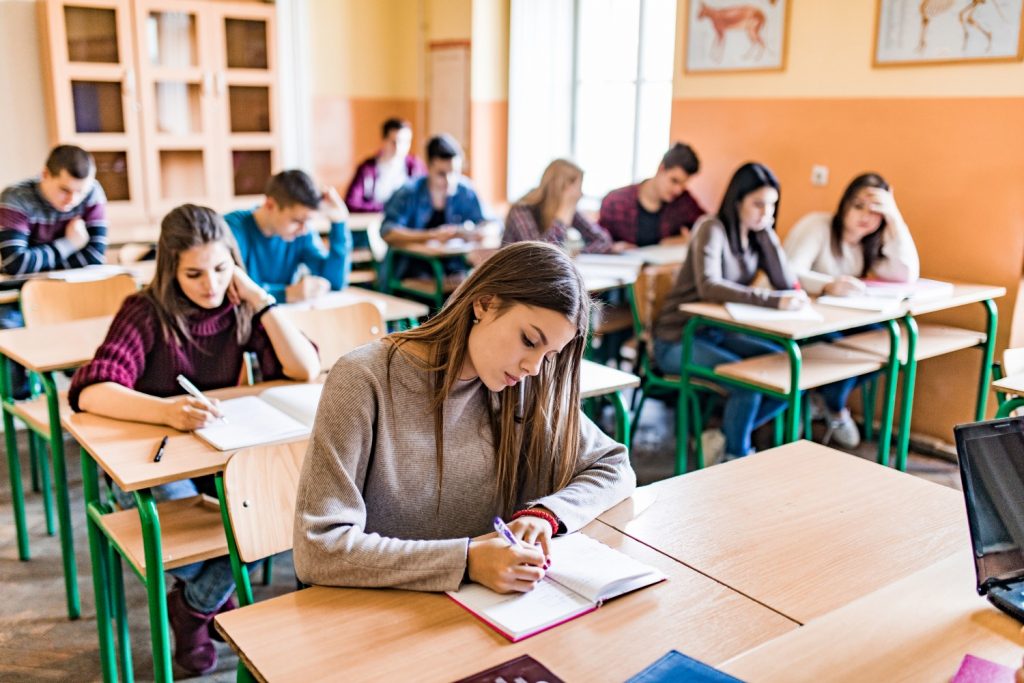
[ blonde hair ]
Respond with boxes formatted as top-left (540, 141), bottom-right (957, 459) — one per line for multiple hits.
top-left (387, 242), bottom-right (592, 515)
top-left (516, 159), bottom-right (583, 238)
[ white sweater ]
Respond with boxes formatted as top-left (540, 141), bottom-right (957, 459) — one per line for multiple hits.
top-left (783, 212), bottom-right (920, 296)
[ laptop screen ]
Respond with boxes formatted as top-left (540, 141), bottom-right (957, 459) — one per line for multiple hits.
top-left (958, 420), bottom-right (1024, 590)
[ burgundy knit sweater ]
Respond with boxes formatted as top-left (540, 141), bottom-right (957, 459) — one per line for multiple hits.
top-left (69, 293), bottom-right (282, 412)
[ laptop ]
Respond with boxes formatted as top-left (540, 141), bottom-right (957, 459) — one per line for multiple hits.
top-left (954, 416), bottom-right (1024, 623)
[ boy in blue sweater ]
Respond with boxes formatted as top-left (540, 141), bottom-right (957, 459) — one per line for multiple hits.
top-left (225, 170), bottom-right (352, 303)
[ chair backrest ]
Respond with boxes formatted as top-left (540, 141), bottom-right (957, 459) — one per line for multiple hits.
top-left (278, 301), bottom-right (385, 372)
top-left (222, 441), bottom-right (308, 563)
top-left (629, 263), bottom-right (682, 342)
top-left (20, 273), bottom-right (138, 327)
top-left (1004, 347), bottom-right (1024, 377)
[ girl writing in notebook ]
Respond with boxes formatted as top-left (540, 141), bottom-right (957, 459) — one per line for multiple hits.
top-left (293, 241), bottom-right (635, 595)
top-left (652, 162), bottom-right (804, 462)
top-left (69, 204), bottom-right (319, 675)
top-left (783, 172), bottom-right (919, 448)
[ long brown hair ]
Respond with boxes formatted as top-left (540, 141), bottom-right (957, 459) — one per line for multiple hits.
top-left (830, 173), bottom-right (890, 277)
top-left (141, 204), bottom-right (254, 348)
top-left (516, 159), bottom-right (583, 238)
top-left (387, 241), bottom-right (592, 515)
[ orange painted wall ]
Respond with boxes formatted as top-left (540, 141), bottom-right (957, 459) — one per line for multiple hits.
top-left (470, 99), bottom-right (508, 206)
top-left (672, 96), bottom-right (1024, 439)
top-left (312, 97), bottom-right (426, 193)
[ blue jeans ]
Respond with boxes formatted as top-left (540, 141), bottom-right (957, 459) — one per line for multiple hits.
top-left (812, 326), bottom-right (882, 413)
top-left (112, 478), bottom-right (257, 614)
top-left (655, 328), bottom-right (787, 458)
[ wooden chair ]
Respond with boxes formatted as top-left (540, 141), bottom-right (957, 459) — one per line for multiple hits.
top-left (627, 264), bottom-right (728, 473)
top-left (277, 301), bottom-right (385, 373)
top-left (4, 274), bottom-right (137, 545)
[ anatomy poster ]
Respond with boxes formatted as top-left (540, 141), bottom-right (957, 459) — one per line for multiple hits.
top-left (685, 0), bottom-right (789, 72)
top-left (875, 0), bottom-right (1024, 65)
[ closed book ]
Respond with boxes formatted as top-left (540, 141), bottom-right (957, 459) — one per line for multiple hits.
top-left (453, 654), bottom-right (564, 683)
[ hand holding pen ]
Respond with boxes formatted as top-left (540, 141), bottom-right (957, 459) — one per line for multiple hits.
top-left (160, 375), bottom-right (225, 431)
top-left (465, 519), bottom-right (547, 594)
top-left (495, 517), bottom-right (551, 569)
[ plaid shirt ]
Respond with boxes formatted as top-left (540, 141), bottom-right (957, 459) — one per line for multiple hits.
top-left (598, 183), bottom-right (705, 246)
top-left (502, 204), bottom-right (613, 254)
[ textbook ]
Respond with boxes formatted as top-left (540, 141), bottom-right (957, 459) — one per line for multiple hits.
top-left (454, 655), bottom-right (565, 683)
top-left (862, 277), bottom-right (955, 303)
top-left (194, 383), bottom-right (322, 451)
top-left (815, 294), bottom-right (904, 314)
top-left (446, 532), bottom-right (666, 642)
top-left (625, 650), bottom-right (744, 683)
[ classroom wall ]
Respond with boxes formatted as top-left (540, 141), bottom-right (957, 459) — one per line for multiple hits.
top-left (671, 0), bottom-right (1024, 441)
top-left (470, 0), bottom-right (509, 207)
top-left (0, 0), bottom-right (51, 187)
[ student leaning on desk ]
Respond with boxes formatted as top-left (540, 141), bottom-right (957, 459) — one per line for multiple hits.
top-left (0, 144), bottom-right (108, 397)
top-left (293, 241), bottom-right (636, 595)
top-left (68, 204), bottom-right (320, 676)
top-left (783, 172), bottom-right (920, 448)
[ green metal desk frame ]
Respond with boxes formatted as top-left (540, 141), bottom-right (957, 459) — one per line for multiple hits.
top-left (0, 358), bottom-right (81, 620)
top-left (676, 316), bottom-right (902, 475)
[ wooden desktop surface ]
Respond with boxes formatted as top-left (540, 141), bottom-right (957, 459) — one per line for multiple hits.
top-left (282, 287), bottom-right (428, 321)
top-left (579, 359), bottom-right (640, 399)
top-left (63, 381), bottom-right (309, 492)
top-left (215, 522), bottom-right (797, 683)
top-left (721, 551), bottom-right (1024, 682)
top-left (624, 242), bottom-right (688, 265)
top-left (994, 374), bottom-right (1024, 397)
top-left (0, 315), bottom-right (112, 372)
top-left (598, 441), bottom-right (968, 623)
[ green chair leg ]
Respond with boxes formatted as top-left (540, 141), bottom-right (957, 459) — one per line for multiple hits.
top-left (82, 449), bottom-right (118, 683)
top-left (41, 372), bottom-right (80, 619)
top-left (862, 376), bottom-right (877, 442)
top-left (691, 390), bottom-right (705, 471)
top-left (631, 391), bottom-right (647, 444)
top-left (29, 429), bottom-right (40, 492)
top-left (135, 490), bottom-right (173, 682)
top-left (109, 547), bottom-right (134, 682)
top-left (3, 406), bottom-right (30, 561)
top-left (262, 555), bottom-right (275, 586)
top-left (31, 432), bottom-right (56, 536)
top-left (773, 413), bottom-right (784, 447)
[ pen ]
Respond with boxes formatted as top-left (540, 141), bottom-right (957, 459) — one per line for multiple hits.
top-left (176, 374), bottom-right (226, 422)
top-left (153, 435), bottom-right (169, 463)
top-left (492, 516), bottom-right (520, 548)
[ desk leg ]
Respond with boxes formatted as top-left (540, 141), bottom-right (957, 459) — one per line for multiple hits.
top-left (428, 257), bottom-right (446, 310)
top-left (0, 356), bottom-right (29, 560)
top-left (996, 398), bottom-right (1024, 418)
top-left (895, 315), bottom-right (919, 472)
top-left (676, 321), bottom-right (698, 475)
top-left (41, 371), bottom-right (80, 619)
top-left (783, 341), bottom-right (802, 442)
top-left (82, 449), bottom-right (119, 683)
top-left (976, 299), bottom-right (998, 421)
top-left (875, 320), bottom-right (901, 468)
top-left (136, 490), bottom-right (173, 683)
top-left (29, 433), bottom-right (55, 535)
top-left (609, 390), bottom-right (631, 448)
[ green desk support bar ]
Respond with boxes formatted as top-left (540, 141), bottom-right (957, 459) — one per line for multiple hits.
top-left (894, 314), bottom-right (919, 472)
top-left (82, 448), bottom-right (120, 683)
top-left (996, 397), bottom-right (1024, 418)
top-left (135, 489), bottom-right (173, 682)
top-left (384, 248), bottom-right (452, 311)
top-left (976, 299), bottom-right (999, 421)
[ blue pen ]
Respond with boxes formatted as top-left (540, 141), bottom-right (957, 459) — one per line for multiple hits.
top-left (493, 516), bottom-right (520, 547)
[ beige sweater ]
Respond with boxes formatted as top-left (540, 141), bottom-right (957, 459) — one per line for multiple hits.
top-left (292, 340), bottom-right (636, 592)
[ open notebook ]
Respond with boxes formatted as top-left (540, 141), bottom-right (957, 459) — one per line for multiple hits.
top-left (194, 383), bottom-right (323, 451)
top-left (817, 278), bottom-right (955, 313)
top-left (447, 532), bottom-right (666, 642)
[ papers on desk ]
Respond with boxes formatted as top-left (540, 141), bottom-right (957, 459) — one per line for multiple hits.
top-left (724, 302), bottom-right (823, 322)
top-left (194, 383), bottom-right (322, 451)
top-left (863, 278), bottom-right (955, 303)
top-left (816, 295), bottom-right (903, 313)
top-left (446, 532), bottom-right (666, 642)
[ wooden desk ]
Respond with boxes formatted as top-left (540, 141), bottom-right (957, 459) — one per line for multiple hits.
top-left (576, 260), bottom-right (641, 295)
top-left (0, 315), bottom-right (116, 619)
top-left (676, 301), bottom-right (903, 465)
top-left (598, 441), bottom-right (967, 624)
top-left (383, 236), bottom-right (501, 308)
top-left (624, 242), bottom-right (688, 265)
top-left (215, 522), bottom-right (797, 682)
top-left (345, 212), bottom-right (383, 232)
top-left (721, 552), bottom-right (1024, 682)
top-left (580, 359), bottom-right (640, 445)
top-left (282, 286), bottom-right (428, 327)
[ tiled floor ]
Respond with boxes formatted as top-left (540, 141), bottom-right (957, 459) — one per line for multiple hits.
top-left (0, 398), bottom-right (960, 681)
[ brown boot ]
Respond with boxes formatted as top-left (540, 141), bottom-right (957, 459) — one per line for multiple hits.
top-left (166, 584), bottom-right (217, 675)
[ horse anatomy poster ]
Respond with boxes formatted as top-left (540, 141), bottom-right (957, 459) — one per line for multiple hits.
top-left (685, 0), bottom-right (789, 72)
top-left (875, 0), bottom-right (1024, 65)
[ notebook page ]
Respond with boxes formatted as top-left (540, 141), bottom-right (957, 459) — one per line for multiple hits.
top-left (816, 295), bottom-right (903, 313)
top-left (259, 383), bottom-right (323, 428)
top-left (545, 533), bottom-right (666, 603)
top-left (448, 579), bottom-right (594, 640)
top-left (194, 395), bottom-right (309, 450)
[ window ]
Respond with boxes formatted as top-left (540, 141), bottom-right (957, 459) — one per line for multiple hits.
top-left (508, 0), bottom-right (676, 203)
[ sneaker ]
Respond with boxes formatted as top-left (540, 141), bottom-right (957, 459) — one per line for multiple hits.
top-left (823, 408), bottom-right (861, 449)
top-left (808, 392), bottom-right (827, 421)
top-left (699, 428), bottom-right (726, 467)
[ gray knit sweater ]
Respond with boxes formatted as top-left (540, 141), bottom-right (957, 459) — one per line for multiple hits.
top-left (293, 340), bottom-right (636, 592)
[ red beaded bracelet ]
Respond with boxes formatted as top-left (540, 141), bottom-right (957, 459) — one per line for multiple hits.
top-left (510, 508), bottom-right (559, 536)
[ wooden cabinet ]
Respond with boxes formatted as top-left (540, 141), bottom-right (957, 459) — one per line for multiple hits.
top-left (39, 0), bottom-right (281, 241)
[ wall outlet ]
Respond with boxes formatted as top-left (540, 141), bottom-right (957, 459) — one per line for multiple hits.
top-left (811, 165), bottom-right (829, 186)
